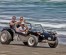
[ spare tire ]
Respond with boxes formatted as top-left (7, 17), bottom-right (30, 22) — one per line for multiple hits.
top-left (0, 30), bottom-right (12, 44)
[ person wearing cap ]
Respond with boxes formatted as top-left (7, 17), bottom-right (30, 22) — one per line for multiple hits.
top-left (16, 22), bottom-right (28, 34)
top-left (9, 16), bottom-right (16, 29)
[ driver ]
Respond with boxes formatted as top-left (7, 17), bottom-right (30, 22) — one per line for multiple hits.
top-left (16, 22), bottom-right (28, 34)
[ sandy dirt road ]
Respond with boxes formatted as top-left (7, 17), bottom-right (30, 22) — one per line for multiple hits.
top-left (0, 32), bottom-right (66, 55)
top-left (0, 42), bottom-right (66, 55)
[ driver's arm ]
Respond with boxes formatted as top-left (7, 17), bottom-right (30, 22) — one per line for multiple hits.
top-left (19, 26), bottom-right (28, 33)
top-left (25, 25), bottom-right (29, 32)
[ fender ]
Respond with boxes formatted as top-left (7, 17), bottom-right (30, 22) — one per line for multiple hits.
top-left (2, 27), bottom-right (15, 41)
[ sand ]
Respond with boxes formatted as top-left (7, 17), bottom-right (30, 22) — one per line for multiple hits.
top-left (0, 32), bottom-right (66, 55)
top-left (0, 42), bottom-right (65, 55)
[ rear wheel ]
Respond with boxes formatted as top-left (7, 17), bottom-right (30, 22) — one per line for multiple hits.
top-left (0, 30), bottom-right (12, 44)
top-left (28, 35), bottom-right (38, 47)
top-left (48, 37), bottom-right (58, 48)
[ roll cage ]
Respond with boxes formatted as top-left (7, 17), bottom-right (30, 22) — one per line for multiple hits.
top-left (26, 23), bottom-right (45, 33)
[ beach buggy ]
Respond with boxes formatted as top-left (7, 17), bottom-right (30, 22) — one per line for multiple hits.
top-left (0, 23), bottom-right (58, 48)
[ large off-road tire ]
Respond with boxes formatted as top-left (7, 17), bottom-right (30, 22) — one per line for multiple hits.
top-left (28, 35), bottom-right (38, 47)
top-left (48, 37), bottom-right (58, 48)
top-left (23, 42), bottom-right (28, 46)
top-left (0, 30), bottom-right (12, 44)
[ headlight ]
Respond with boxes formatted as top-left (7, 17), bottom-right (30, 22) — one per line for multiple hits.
top-left (48, 37), bottom-right (51, 40)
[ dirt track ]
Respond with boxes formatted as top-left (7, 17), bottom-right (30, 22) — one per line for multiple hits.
top-left (0, 32), bottom-right (66, 55)
top-left (0, 41), bottom-right (66, 55)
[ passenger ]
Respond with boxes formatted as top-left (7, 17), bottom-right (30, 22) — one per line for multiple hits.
top-left (9, 16), bottom-right (16, 29)
top-left (16, 16), bottom-right (26, 27)
top-left (16, 16), bottom-right (29, 27)
top-left (16, 22), bottom-right (28, 34)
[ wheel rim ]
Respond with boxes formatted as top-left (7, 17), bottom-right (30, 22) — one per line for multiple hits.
top-left (28, 37), bottom-right (35, 46)
top-left (1, 33), bottom-right (7, 42)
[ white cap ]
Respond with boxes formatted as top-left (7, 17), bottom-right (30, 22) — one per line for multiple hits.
top-left (21, 22), bottom-right (25, 24)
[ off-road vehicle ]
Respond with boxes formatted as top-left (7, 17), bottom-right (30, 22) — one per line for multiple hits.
top-left (0, 23), bottom-right (58, 48)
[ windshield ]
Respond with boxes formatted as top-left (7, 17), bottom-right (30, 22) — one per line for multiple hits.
top-left (27, 23), bottom-right (44, 33)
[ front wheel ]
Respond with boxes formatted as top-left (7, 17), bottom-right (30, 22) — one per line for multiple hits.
top-left (0, 30), bottom-right (12, 44)
top-left (28, 35), bottom-right (38, 47)
top-left (48, 37), bottom-right (58, 48)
